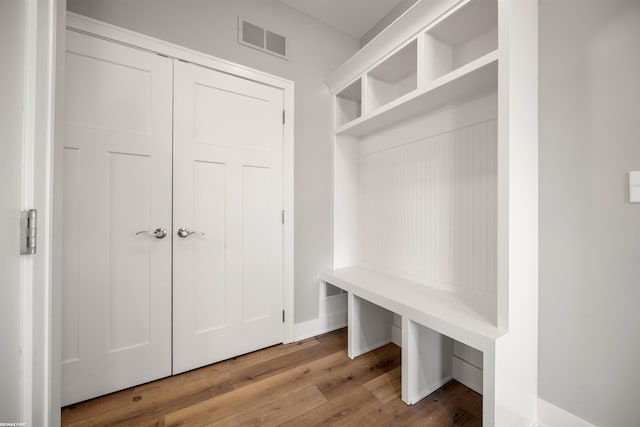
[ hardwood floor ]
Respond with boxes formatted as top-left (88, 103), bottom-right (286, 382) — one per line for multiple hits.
top-left (61, 329), bottom-right (482, 426)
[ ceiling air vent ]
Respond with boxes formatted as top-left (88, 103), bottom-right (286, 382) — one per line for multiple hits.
top-left (238, 18), bottom-right (288, 60)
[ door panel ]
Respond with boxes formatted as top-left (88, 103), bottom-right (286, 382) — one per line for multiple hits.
top-left (62, 31), bottom-right (173, 405)
top-left (192, 160), bottom-right (227, 333)
top-left (62, 148), bottom-right (80, 363)
top-left (65, 50), bottom-right (153, 135)
top-left (193, 82), bottom-right (278, 151)
top-left (173, 61), bottom-right (284, 374)
top-left (107, 152), bottom-right (153, 351)
top-left (242, 165), bottom-right (272, 321)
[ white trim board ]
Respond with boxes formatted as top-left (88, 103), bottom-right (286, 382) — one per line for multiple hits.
top-left (293, 310), bottom-right (347, 342)
top-left (536, 399), bottom-right (597, 427)
top-left (452, 356), bottom-right (482, 395)
top-left (294, 281), bottom-right (348, 341)
top-left (63, 12), bottom-right (296, 344)
top-left (23, 0), bottom-right (62, 425)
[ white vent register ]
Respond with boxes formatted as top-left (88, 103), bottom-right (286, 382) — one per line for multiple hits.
top-left (238, 18), bottom-right (287, 59)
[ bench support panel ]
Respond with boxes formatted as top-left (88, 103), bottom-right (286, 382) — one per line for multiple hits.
top-left (402, 318), bottom-right (454, 404)
top-left (348, 293), bottom-right (394, 359)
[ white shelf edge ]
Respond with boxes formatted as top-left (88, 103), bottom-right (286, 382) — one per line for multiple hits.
top-left (336, 50), bottom-right (499, 137)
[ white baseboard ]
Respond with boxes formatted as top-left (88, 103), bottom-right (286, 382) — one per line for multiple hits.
top-left (452, 355), bottom-right (483, 395)
top-left (537, 398), bottom-right (597, 427)
top-left (293, 310), bottom-right (347, 341)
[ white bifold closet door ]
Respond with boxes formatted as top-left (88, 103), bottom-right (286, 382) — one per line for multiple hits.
top-left (172, 60), bottom-right (284, 374)
top-left (62, 31), bottom-right (173, 405)
top-left (62, 31), bottom-right (286, 404)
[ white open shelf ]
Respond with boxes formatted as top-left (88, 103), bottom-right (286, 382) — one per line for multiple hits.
top-left (424, 0), bottom-right (498, 82)
top-left (337, 50), bottom-right (497, 137)
top-left (335, 0), bottom-right (499, 136)
top-left (335, 78), bottom-right (362, 127)
top-left (366, 39), bottom-right (418, 112)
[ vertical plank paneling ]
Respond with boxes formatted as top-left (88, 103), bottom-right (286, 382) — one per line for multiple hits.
top-left (359, 119), bottom-right (497, 294)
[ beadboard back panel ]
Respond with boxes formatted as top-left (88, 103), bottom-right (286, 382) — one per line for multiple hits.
top-left (358, 118), bottom-right (497, 295)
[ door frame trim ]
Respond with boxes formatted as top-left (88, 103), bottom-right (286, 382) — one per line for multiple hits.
top-left (22, 0), bottom-right (66, 425)
top-left (62, 12), bottom-right (296, 344)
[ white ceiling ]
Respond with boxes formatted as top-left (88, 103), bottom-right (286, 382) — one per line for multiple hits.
top-left (279, 0), bottom-right (407, 39)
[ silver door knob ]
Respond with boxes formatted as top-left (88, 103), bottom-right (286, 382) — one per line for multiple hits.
top-left (136, 228), bottom-right (167, 239)
top-left (177, 227), bottom-right (205, 238)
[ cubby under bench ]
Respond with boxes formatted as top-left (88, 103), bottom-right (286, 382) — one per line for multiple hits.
top-left (320, 267), bottom-right (504, 414)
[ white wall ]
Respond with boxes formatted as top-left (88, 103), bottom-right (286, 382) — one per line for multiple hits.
top-left (66, 0), bottom-right (360, 324)
top-left (539, 1), bottom-right (640, 426)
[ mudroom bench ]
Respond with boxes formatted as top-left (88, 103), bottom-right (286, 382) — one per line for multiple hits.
top-left (320, 267), bottom-right (504, 412)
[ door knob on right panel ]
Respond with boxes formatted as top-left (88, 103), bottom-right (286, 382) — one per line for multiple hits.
top-left (177, 227), bottom-right (205, 238)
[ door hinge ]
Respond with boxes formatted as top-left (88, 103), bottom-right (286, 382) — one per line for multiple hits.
top-left (281, 209), bottom-right (285, 224)
top-left (282, 310), bottom-right (285, 323)
top-left (20, 209), bottom-right (37, 255)
top-left (282, 110), bottom-right (285, 125)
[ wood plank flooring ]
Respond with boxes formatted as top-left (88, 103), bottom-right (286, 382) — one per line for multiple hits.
top-left (61, 329), bottom-right (482, 426)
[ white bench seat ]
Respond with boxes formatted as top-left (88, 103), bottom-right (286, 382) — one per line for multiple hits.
top-left (320, 266), bottom-right (505, 408)
top-left (320, 267), bottom-right (504, 351)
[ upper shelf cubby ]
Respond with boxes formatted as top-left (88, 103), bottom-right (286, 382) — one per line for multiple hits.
top-left (336, 78), bottom-right (362, 127)
top-left (424, 0), bottom-right (498, 82)
top-left (331, 0), bottom-right (499, 136)
top-left (366, 39), bottom-right (418, 112)
top-left (336, 51), bottom-right (497, 137)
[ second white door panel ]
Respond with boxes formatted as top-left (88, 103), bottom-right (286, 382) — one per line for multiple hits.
top-left (173, 61), bottom-right (284, 374)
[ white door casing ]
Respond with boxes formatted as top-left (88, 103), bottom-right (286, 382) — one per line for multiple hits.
top-left (0, 0), bottom-right (28, 420)
top-left (1, 1), bottom-right (61, 423)
top-left (172, 60), bottom-right (285, 374)
top-left (61, 30), bottom-right (173, 405)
